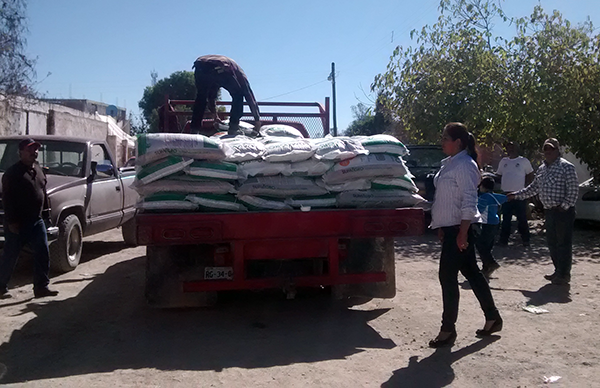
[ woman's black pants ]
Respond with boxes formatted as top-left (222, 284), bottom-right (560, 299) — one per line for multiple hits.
top-left (438, 224), bottom-right (501, 332)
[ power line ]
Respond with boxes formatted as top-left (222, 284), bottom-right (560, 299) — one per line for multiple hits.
top-left (262, 79), bottom-right (329, 101)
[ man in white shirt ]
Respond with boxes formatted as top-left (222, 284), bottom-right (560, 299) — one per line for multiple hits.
top-left (495, 142), bottom-right (534, 246)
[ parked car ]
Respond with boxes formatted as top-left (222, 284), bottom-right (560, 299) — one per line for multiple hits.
top-left (404, 145), bottom-right (446, 201)
top-left (0, 135), bottom-right (139, 272)
top-left (576, 178), bottom-right (600, 223)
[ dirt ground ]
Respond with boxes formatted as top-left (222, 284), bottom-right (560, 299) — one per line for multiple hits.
top-left (0, 220), bottom-right (599, 388)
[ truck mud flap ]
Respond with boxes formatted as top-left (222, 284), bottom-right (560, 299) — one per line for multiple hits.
top-left (145, 245), bottom-right (217, 308)
top-left (332, 237), bottom-right (396, 299)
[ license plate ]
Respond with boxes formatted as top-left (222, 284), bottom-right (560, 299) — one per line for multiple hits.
top-left (204, 267), bottom-right (233, 280)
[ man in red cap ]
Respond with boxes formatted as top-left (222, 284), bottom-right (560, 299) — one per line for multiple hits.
top-left (507, 138), bottom-right (579, 285)
top-left (0, 138), bottom-right (58, 299)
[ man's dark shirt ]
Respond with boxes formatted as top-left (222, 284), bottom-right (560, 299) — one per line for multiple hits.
top-left (2, 161), bottom-right (46, 226)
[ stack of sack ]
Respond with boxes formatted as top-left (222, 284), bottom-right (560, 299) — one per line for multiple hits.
top-left (132, 124), bottom-right (426, 212)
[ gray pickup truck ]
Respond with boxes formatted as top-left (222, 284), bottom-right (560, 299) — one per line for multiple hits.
top-left (0, 135), bottom-right (138, 272)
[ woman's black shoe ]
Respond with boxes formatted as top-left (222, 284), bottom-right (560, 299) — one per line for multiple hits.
top-left (428, 330), bottom-right (457, 348)
top-left (476, 318), bottom-right (503, 337)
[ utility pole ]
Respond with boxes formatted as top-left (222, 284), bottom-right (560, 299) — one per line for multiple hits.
top-left (328, 62), bottom-right (337, 136)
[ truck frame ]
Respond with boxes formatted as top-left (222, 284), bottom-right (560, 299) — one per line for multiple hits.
top-left (136, 99), bottom-right (425, 307)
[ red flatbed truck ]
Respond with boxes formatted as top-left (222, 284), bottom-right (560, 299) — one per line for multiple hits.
top-left (135, 99), bottom-right (425, 307)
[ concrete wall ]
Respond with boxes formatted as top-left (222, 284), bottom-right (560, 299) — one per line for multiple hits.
top-left (0, 96), bottom-right (133, 167)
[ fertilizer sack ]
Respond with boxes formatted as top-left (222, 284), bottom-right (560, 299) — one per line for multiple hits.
top-left (312, 136), bottom-right (368, 161)
top-left (259, 124), bottom-right (305, 139)
top-left (323, 153), bottom-right (409, 184)
top-left (336, 190), bottom-right (425, 208)
top-left (135, 193), bottom-right (198, 211)
top-left (283, 158), bottom-right (334, 177)
top-left (355, 134), bottom-right (409, 156)
top-left (262, 138), bottom-right (316, 163)
top-left (371, 175), bottom-right (419, 192)
top-left (238, 176), bottom-right (329, 198)
top-left (237, 195), bottom-right (292, 211)
top-left (237, 159), bottom-right (289, 178)
top-left (285, 194), bottom-right (337, 209)
top-left (184, 160), bottom-right (241, 181)
top-left (221, 136), bottom-right (266, 162)
top-left (132, 156), bottom-right (194, 186)
top-left (186, 193), bottom-right (248, 212)
top-left (134, 175), bottom-right (236, 197)
top-left (136, 133), bottom-right (230, 166)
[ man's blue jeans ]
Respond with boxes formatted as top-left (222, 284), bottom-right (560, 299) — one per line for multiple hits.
top-left (500, 199), bottom-right (530, 244)
top-left (545, 207), bottom-right (576, 279)
top-left (475, 224), bottom-right (500, 270)
top-left (0, 218), bottom-right (50, 291)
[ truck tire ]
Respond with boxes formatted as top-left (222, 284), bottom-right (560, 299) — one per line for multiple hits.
top-left (145, 245), bottom-right (217, 308)
top-left (50, 214), bottom-right (83, 272)
top-left (121, 217), bottom-right (137, 246)
top-left (332, 237), bottom-right (396, 300)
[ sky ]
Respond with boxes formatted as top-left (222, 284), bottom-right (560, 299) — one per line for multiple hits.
top-left (24, 0), bottom-right (600, 133)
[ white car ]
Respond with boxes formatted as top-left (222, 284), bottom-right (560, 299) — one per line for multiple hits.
top-left (575, 178), bottom-right (600, 223)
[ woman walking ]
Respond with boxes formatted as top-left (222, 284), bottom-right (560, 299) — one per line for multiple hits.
top-left (428, 122), bottom-right (502, 348)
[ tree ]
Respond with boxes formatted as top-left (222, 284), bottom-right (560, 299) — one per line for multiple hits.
top-left (344, 102), bottom-right (390, 136)
top-left (138, 71), bottom-right (197, 133)
top-left (372, 0), bottom-right (600, 179)
top-left (0, 0), bottom-right (36, 97)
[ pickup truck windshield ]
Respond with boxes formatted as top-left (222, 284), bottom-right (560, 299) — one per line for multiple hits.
top-left (0, 139), bottom-right (87, 177)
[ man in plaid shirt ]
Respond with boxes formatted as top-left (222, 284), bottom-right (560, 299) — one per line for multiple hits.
top-left (507, 138), bottom-right (579, 285)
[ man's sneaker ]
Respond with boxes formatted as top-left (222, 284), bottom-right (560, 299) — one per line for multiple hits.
top-left (0, 289), bottom-right (12, 300)
top-left (544, 273), bottom-right (557, 281)
top-left (33, 288), bottom-right (59, 298)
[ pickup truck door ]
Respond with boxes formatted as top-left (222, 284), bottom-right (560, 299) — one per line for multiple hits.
top-left (85, 143), bottom-right (124, 235)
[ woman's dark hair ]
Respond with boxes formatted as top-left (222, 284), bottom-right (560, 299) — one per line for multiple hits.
top-left (444, 122), bottom-right (478, 162)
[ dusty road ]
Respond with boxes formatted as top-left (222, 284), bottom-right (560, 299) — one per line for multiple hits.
top-left (0, 221), bottom-right (599, 387)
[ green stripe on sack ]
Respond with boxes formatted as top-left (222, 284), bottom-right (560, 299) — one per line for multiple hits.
top-left (136, 156), bottom-right (185, 180)
top-left (188, 160), bottom-right (238, 172)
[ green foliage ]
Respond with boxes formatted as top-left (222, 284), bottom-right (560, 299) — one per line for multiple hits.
top-left (0, 0), bottom-right (36, 97)
top-left (138, 71), bottom-right (197, 133)
top-left (345, 102), bottom-right (390, 136)
top-left (373, 0), bottom-right (600, 179)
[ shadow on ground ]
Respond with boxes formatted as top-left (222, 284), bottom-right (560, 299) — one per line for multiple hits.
top-left (381, 337), bottom-right (500, 387)
top-left (394, 220), bottom-right (600, 266)
top-left (0, 255), bottom-right (396, 383)
top-left (0, 240), bottom-right (129, 289)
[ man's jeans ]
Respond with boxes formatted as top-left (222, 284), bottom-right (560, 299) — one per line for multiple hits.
top-left (545, 207), bottom-right (576, 279)
top-left (500, 199), bottom-right (530, 244)
top-left (475, 224), bottom-right (499, 269)
top-left (0, 218), bottom-right (50, 291)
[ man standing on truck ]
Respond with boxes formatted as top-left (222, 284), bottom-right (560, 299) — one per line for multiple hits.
top-left (190, 55), bottom-right (261, 136)
top-left (0, 139), bottom-right (58, 299)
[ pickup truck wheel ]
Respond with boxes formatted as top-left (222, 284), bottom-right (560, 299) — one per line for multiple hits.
top-left (121, 218), bottom-right (137, 246)
top-left (50, 214), bottom-right (83, 272)
top-left (332, 237), bottom-right (396, 300)
top-left (145, 246), bottom-right (217, 308)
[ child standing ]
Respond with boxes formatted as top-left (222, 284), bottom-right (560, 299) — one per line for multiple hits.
top-left (477, 176), bottom-right (507, 279)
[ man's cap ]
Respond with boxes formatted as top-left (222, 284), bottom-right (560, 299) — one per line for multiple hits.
top-left (543, 138), bottom-right (560, 150)
top-left (18, 138), bottom-right (41, 151)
